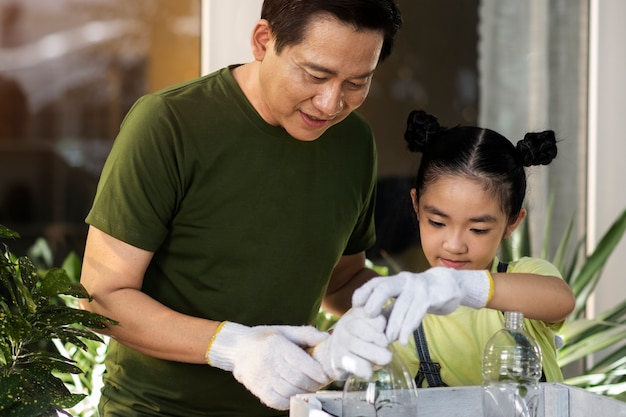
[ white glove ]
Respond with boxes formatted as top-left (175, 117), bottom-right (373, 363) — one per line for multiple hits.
top-left (312, 307), bottom-right (392, 381)
top-left (352, 267), bottom-right (493, 345)
top-left (206, 322), bottom-right (331, 410)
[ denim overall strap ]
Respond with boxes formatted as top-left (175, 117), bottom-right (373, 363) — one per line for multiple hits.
top-left (413, 323), bottom-right (448, 388)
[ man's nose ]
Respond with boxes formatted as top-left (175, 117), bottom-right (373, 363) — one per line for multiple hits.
top-left (313, 84), bottom-right (344, 117)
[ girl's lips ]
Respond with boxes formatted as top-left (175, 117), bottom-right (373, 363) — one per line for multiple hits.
top-left (440, 258), bottom-right (468, 269)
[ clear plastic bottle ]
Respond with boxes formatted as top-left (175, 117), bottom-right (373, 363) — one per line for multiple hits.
top-left (342, 345), bottom-right (418, 417)
top-left (482, 311), bottom-right (543, 417)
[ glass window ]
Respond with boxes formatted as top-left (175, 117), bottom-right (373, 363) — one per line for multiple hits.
top-left (0, 0), bottom-right (200, 261)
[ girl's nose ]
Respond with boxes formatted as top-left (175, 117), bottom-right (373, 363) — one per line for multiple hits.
top-left (443, 233), bottom-right (467, 254)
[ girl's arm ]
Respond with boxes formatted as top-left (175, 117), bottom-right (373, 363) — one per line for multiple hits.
top-left (487, 272), bottom-right (575, 323)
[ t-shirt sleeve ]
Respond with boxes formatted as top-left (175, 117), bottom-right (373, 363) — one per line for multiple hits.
top-left (86, 94), bottom-right (184, 251)
top-left (341, 118), bottom-right (378, 255)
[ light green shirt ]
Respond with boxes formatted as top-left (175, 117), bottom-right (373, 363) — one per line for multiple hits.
top-left (394, 256), bottom-right (565, 386)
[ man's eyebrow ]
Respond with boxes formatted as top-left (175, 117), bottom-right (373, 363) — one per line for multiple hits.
top-left (303, 62), bottom-right (374, 79)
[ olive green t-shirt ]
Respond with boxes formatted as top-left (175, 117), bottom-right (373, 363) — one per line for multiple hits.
top-left (86, 66), bottom-right (377, 416)
top-left (394, 256), bottom-right (566, 387)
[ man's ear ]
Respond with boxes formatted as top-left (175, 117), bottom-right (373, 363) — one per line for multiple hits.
top-left (250, 19), bottom-right (273, 61)
top-left (504, 208), bottom-right (527, 239)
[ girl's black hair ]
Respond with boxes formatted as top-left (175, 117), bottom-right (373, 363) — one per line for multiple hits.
top-left (404, 110), bottom-right (558, 221)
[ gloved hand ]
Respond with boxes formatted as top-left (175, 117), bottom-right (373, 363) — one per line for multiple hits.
top-left (312, 307), bottom-right (392, 381)
top-left (206, 322), bottom-right (331, 410)
top-left (352, 267), bottom-right (493, 345)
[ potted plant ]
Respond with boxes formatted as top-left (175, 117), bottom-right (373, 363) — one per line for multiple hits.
top-left (0, 224), bottom-right (116, 417)
top-left (500, 204), bottom-right (626, 401)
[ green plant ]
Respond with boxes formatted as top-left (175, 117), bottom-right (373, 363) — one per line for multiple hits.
top-left (500, 203), bottom-right (626, 400)
top-left (29, 239), bottom-right (110, 417)
top-left (0, 224), bottom-right (116, 417)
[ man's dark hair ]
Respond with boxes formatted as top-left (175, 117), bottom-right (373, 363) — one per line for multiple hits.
top-left (261, 0), bottom-right (402, 63)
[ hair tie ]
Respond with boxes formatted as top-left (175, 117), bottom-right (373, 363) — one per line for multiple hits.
top-left (404, 110), bottom-right (444, 152)
top-left (516, 130), bottom-right (558, 167)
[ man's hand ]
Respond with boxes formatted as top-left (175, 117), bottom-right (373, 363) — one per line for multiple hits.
top-left (206, 322), bottom-right (331, 410)
top-left (312, 307), bottom-right (392, 380)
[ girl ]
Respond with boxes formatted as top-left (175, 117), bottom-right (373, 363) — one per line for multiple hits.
top-left (352, 110), bottom-right (575, 387)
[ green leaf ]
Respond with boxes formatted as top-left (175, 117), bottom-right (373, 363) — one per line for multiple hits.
top-left (0, 345), bottom-right (7, 369)
top-left (17, 257), bottom-right (38, 292)
top-left (39, 268), bottom-right (72, 297)
top-left (63, 282), bottom-right (92, 300)
top-left (596, 298), bottom-right (626, 323)
top-left (563, 240), bottom-right (584, 289)
top-left (552, 216), bottom-right (574, 274)
top-left (1, 315), bottom-right (33, 347)
top-left (558, 323), bottom-right (626, 367)
top-left (56, 326), bottom-right (107, 344)
top-left (0, 373), bottom-right (59, 416)
top-left (0, 224), bottom-right (20, 239)
top-left (36, 305), bottom-right (117, 329)
top-left (61, 252), bottom-right (82, 283)
top-left (0, 374), bottom-right (23, 410)
top-left (7, 264), bottom-right (38, 315)
top-left (571, 208), bottom-right (626, 297)
top-left (17, 367), bottom-right (81, 407)
top-left (539, 194), bottom-right (555, 260)
top-left (5, 402), bottom-right (57, 417)
top-left (588, 348), bottom-right (626, 374)
top-left (16, 350), bottom-right (83, 375)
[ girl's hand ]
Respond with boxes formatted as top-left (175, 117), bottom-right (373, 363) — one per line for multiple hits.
top-left (352, 268), bottom-right (492, 345)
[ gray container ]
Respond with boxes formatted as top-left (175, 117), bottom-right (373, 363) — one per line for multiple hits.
top-left (290, 383), bottom-right (626, 417)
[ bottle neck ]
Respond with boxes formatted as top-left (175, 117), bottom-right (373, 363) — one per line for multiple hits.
top-left (503, 311), bottom-right (524, 330)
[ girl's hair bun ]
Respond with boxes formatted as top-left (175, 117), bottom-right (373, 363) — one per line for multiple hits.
top-left (404, 110), bottom-right (445, 152)
top-left (516, 130), bottom-right (558, 167)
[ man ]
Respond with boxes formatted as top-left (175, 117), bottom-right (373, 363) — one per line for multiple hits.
top-left (79, 1), bottom-right (403, 415)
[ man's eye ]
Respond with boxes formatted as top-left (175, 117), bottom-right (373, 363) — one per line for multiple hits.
top-left (471, 228), bottom-right (489, 235)
top-left (347, 81), bottom-right (366, 89)
top-left (346, 78), bottom-right (371, 89)
top-left (308, 73), bottom-right (326, 82)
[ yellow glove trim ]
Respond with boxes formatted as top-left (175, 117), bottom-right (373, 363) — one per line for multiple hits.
top-left (205, 321), bottom-right (228, 366)
top-left (486, 271), bottom-right (495, 304)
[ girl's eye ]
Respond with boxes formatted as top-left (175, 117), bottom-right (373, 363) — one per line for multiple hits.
top-left (471, 228), bottom-right (489, 235)
top-left (428, 219), bottom-right (444, 228)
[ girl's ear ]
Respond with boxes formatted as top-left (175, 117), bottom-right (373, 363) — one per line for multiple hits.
top-left (251, 19), bottom-right (273, 61)
top-left (504, 208), bottom-right (527, 239)
top-left (410, 188), bottom-right (419, 217)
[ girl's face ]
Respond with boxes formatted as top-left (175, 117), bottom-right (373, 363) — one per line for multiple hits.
top-left (411, 175), bottom-right (525, 271)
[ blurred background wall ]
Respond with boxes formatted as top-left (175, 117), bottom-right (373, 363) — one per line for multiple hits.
top-left (0, 0), bottom-right (623, 321)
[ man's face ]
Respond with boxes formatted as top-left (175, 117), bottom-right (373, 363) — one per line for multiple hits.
top-left (254, 15), bottom-right (383, 141)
